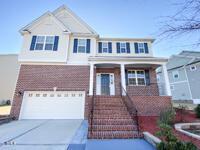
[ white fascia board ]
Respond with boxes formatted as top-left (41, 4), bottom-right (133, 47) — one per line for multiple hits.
top-left (53, 5), bottom-right (98, 35)
top-left (19, 12), bottom-right (71, 34)
top-left (99, 37), bottom-right (155, 43)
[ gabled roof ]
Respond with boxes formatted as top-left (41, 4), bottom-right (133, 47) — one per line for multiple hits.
top-left (53, 5), bottom-right (98, 35)
top-left (19, 11), bottom-right (71, 34)
top-left (167, 50), bottom-right (200, 70)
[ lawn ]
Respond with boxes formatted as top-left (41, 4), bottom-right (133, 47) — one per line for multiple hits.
top-left (0, 105), bottom-right (11, 116)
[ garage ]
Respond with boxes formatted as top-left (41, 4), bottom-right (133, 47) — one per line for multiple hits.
top-left (19, 91), bottom-right (85, 119)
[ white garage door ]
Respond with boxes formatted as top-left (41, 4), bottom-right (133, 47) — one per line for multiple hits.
top-left (19, 91), bottom-right (85, 119)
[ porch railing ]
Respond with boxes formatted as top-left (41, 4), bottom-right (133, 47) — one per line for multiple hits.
top-left (120, 83), bottom-right (140, 134)
top-left (88, 88), bottom-right (95, 137)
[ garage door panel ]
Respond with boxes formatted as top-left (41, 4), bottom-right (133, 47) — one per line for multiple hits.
top-left (19, 91), bottom-right (85, 119)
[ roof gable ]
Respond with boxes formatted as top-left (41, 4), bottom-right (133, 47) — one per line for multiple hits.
top-left (53, 5), bottom-right (98, 35)
top-left (20, 12), bottom-right (70, 34)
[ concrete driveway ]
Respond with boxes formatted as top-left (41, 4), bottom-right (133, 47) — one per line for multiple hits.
top-left (0, 119), bottom-right (84, 150)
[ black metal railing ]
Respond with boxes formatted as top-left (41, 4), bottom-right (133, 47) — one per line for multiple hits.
top-left (120, 83), bottom-right (140, 134)
top-left (88, 88), bottom-right (95, 137)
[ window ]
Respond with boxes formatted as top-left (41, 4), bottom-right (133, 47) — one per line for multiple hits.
top-left (190, 65), bottom-right (197, 71)
top-left (77, 39), bottom-right (87, 53)
top-left (172, 71), bottom-right (179, 79)
top-left (120, 43), bottom-right (127, 53)
top-left (34, 36), bottom-right (55, 50)
top-left (128, 70), bottom-right (146, 86)
top-left (138, 43), bottom-right (145, 53)
top-left (102, 42), bottom-right (108, 53)
top-left (45, 36), bottom-right (55, 50)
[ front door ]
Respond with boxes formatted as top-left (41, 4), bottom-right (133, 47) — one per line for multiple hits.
top-left (101, 74), bottom-right (110, 95)
top-left (96, 73), bottom-right (115, 95)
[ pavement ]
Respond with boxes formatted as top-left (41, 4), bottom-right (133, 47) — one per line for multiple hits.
top-left (0, 119), bottom-right (84, 150)
top-left (85, 139), bottom-right (156, 150)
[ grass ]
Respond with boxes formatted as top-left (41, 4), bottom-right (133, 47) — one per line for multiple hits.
top-left (0, 105), bottom-right (11, 116)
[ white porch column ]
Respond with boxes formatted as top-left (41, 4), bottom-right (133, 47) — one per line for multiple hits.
top-left (162, 64), bottom-right (171, 96)
top-left (120, 64), bottom-right (126, 95)
top-left (89, 63), bottom-right (94, 95)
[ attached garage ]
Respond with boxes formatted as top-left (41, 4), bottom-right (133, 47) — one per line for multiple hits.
top-left (19, 91), bottom-right (85, 119)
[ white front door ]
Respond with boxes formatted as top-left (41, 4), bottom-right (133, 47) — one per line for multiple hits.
top-left (19, 91), bottom-right (85, 119)
top-left (96, 73), bottom-right (115, 95)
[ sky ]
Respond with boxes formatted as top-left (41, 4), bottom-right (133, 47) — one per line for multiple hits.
top-left (0, 0), bottom-right (199, 57)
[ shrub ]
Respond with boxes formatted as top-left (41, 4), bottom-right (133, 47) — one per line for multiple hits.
top-left (195, 104), bottom-right (200, 118)
top-left (6, 100), bottom-right (11, 105)
top-left (158, 107), bottom-right (175, 125)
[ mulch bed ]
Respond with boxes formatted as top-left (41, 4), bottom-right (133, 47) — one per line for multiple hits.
top-left (138, 110), bottom-right (200, 148)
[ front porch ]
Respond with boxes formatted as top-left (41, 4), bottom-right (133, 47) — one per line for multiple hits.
top-left (89, 62), bottom-right (171, 97)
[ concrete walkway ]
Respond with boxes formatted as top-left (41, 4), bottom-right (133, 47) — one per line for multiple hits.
top-left (0, 119), bottom-right (83, 150)
top-left (85, 139), bottom-right (156, 150)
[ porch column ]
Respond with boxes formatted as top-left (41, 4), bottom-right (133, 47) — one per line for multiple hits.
top-left (89, 63), bottom-right (94, 95)
top-left (162, 64), bottom-right (171, 96)
top-left (120, 64), bottom-right (126, 95)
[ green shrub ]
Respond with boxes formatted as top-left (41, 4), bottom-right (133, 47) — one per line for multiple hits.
top-left (195, 104), bottom-right (200, 118)
top-left (158, 107), bottom-right (175, 125)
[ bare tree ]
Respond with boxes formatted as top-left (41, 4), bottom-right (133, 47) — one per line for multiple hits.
top-left (159, 0), bottom-right (200, 45)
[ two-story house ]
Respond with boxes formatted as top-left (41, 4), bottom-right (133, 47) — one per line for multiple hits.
top-left (157, 51), bottom-right (200, 104)
top-left (11, 5), bottom-right (171, 139)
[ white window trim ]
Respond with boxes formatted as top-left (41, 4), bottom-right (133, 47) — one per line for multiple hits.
top-left (172, 71), bottom-right (179, 79)
top-left (77, 39), bottom-right (87, 53)
top-left (128, 70), bottom-right (146, 86)
top-left (120, 42), bottom-right (127, 53)
top-left (34, 35), bottom-right (55, 51)
top-left (102, 42), bottom-right (109, 53)
top-left (190, 65), bottom-right (197, 71)
top-left (138, 43), bottom-right (145, 53)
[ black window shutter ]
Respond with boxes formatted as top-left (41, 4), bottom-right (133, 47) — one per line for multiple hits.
top-left (144, 43), bottom-right (149, 53)
top-left (86, 39), bottom-right (90, 53)
top-left (134, 43), bottom-right (139, 53)
top-left (116, 42), bottom-right (120, 53)
top-left (125, 69), bottom-right (128, 85)
top-left (126, 42), bottom-right (130, 53)
top-left (73, 39), bottom-right (78, 53)
top-left (30, 35), bottom-right (37, 50)
top-left (108, 42), bottom-right (112, 53)
top-left (145, 70), bottom-right (150, 85)
top-left (53, 36), bottom-right (59, 51)
top-left (98, 42), bottom-right (102, 53)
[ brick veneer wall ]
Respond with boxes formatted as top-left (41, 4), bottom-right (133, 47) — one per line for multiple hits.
top-left (130, 96), bottom-right (172, 116)
top-left (11, 65), bottom-right (90, 119)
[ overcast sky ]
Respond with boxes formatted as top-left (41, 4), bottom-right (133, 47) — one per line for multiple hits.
top-left (0, 0), bottom-right (199, 57)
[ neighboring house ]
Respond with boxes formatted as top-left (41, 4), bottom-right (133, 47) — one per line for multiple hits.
top-left (0, 54), bottom-right (19, 105)
top-left (157, 51), bottom-right (200, 104)
top-left (11, 5), bottom-right (171, 139)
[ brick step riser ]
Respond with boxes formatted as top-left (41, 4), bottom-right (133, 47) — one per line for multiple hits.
top-left (88, 132), bottom-right (143, 139)
top-left (92, 121), bottom-right (135, 125)
top-left (93, 107), bottom-right (127, 110)
top-left (92, 117), bottom-right (132, 120)
top-left (93, 112), bottom-right (129, 115)
top-left (90, 126), bottom-right (138, 131)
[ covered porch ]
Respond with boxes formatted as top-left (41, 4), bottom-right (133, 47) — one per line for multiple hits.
top-left (88, 56), bottom-right (171, 97)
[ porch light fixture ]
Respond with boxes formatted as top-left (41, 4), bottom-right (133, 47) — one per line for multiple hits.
top-left (17, 91), bottom-right (23, 97)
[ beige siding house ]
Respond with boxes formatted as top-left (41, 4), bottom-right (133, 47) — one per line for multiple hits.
top-left (0, 54), bottom-right (19, 104)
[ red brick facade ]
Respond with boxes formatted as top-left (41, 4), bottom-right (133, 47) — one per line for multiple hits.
top-left (11, 65), bottom-right (90, 119)
top-left (11, 65), bottom-right (170, 120)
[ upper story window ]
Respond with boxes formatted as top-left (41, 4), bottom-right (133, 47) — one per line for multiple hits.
top-left (73, 38), bottom-right (90, 54)
top-left (117, 42), bottom-right (130, 53)
top-left (190, 65), bottom-right (197, 71)
top-left (30, 35), bottom-right (59, 51)
top-left (134, 42), bottom-right (149, 54)
top-left (138, 43), bottom-right (145, 53)
top-left (98, 42), bottom-right (112, 53)
top-left (77, 39), bottom-right (87, 53)
top-left (102, 42), bottom-right (109, 53)
top-left (128, 70), bottom-right (146, 86)
top-left (120, 43), bottom-right (127, 53)
top-left (172, 71), bottom-right (179, 79)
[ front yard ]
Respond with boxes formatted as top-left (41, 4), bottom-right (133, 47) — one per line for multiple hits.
top-left (0, 105), bottom-right (11, 116)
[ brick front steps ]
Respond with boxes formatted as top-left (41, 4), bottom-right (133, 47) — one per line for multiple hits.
top-left (88, 96), bottom-right (142, 139)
